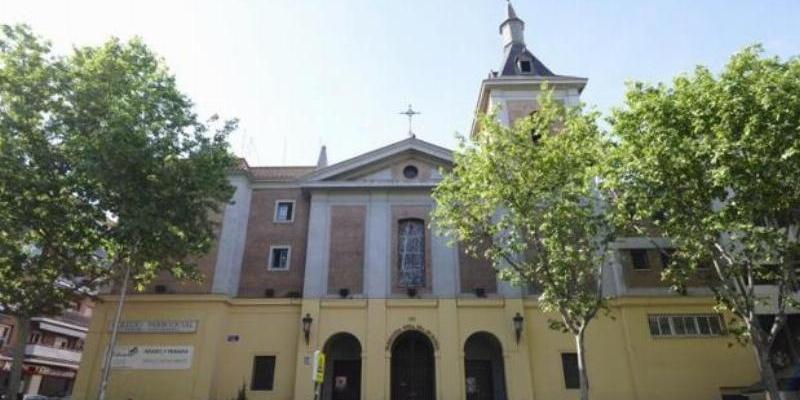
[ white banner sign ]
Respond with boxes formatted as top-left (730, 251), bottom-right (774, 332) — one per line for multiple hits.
top-left (111, 345), bottom-right (193, 370)
top-left (112, 320), bottom-right (198, 334)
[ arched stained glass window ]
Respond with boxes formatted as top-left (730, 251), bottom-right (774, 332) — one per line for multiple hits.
top-left (398, 219), bottom-right (425, 287)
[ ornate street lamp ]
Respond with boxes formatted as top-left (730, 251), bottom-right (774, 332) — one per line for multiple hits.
top-left (513, 312), bottom-right (524, 344)
top-left (302, 313), bottom-right (313, 345)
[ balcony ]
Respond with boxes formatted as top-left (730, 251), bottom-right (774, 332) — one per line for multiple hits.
top-left (24, 344), bottom-right (82, 364)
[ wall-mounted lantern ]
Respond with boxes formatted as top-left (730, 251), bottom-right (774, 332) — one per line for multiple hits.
top-left (513, 312), bottom-right (524, 344)
top-left (302, 313), bottom-right (313, 345)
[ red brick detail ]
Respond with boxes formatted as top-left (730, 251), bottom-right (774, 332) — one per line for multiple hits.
top-left (459, 246), bottom-right (497, 294)
top-left (327, 206), bottom-right (366, 295)
top-left (146, 210), bottom-right (223, 294)
top-left (238, 188), bottom-right (309, 297)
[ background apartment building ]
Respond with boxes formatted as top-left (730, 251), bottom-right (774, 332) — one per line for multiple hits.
top-left (1, 300), bottom-right (92, 398)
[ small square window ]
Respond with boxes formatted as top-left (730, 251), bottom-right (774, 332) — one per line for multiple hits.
top-left (268, 246), bottom-right (291, 270)
top-left (519, 60), bottom-right (532, 73)
top-left (561, 353), bottom-right (580, 389)
top-left (274, 201), bottom-right (295, 223)
top-left (630, 249), bottom-right (649, 270)
top-left (251, 355), bottom-right (276, 391)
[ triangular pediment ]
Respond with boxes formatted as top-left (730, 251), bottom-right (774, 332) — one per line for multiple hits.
top-left (300, 137), bottom-right (452, 186)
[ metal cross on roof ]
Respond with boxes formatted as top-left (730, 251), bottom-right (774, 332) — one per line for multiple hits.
top-left (398, 104), bottom-right (421, 138)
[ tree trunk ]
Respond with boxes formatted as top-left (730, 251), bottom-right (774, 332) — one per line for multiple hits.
top-left (750, 325), bottom-right (782, 400)
top-left (6, 315), bottom-right (30, 400)
top-left (575, 328), bottom-right (590, 400)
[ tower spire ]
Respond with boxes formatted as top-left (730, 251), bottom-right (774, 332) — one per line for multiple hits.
top-left (499, 0), bottom-right (525, 50)
top-left (316, 145), bottom-right (328, 168)
top-left (507, 0), bottom-right (518, 19)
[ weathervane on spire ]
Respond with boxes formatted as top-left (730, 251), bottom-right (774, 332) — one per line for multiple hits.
top-left (398, 104), bottom-right (421, 138)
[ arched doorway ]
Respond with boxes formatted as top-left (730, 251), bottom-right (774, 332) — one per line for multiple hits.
top-left (464, 332), bottom-right (507, 400)
top-left (391, 330), bottom-right (436, 400)
top-left (322, 333), bottom-right (362, 400)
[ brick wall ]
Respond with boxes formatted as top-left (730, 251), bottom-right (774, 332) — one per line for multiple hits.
top-left (141, 209), bottom-right (223, 294)
top-left (327, 206), bottom-right (366, 296)
top-left (621, 249), bottom-right (669, 288)
top-left (459, 248), bottom-right (498, 295)
top-left (238, 188), bottom-right (309, 298)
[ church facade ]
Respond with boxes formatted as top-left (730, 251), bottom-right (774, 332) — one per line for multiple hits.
top-left (73, 4), bottom-right (761, 400)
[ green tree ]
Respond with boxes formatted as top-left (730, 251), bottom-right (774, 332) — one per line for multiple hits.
top-left (0, 25), bottom-right (236, 399)
top-left (606, 46), bottom-right (800, 399)
top-left (433, 90), bottom-right (613, 400)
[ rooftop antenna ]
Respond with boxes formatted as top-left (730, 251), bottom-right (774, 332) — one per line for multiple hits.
top-left (398, 104), bottom-right (421, 138)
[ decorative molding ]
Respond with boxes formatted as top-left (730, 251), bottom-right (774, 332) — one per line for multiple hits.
top-left (385, 324), bottom-right (440, 351)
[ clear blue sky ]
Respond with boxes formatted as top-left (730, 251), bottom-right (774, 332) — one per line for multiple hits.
top-left (3, 0), bottom-right (799, 165)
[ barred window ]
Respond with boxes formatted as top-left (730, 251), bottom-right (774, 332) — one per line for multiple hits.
top-left (268, 246), bottom-right (291, 271)
top-left (274, 201), bottom-right (294, 222)
top-left (648, 314), bottom-right (724, 337)
top-left (398, 219), bottom-right (425, 287)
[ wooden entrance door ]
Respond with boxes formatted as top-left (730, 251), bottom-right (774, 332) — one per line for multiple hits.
top-left (331, 359), bottom-right (361, 400)
top-left (391, 331), bottom-right (435, 400)
top-left (465, 359), bottom-right (494, 400)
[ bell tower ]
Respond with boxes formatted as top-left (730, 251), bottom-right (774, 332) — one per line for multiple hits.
top-left (471, 1), bottom-right (587, 134)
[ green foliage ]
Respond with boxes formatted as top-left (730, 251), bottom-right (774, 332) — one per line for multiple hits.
top-left (0, 24), bottom-right (235, 318)
top-left (0, 24), bottom-right (107, 317)
top-left (0, 25), bottom-right (236, 397)
top-left (433, 88), bottom-right (614, 334)
top-left (605, 45), bottom-right (800, 396)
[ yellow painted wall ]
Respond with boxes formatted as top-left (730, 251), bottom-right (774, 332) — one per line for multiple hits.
top-left (73, 295), bottom-right (759, 400)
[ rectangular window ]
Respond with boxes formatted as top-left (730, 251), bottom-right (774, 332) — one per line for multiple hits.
top-left (659, 248), bottom-right (675, 268)
top-left (54, 336), bottom-right (69, 349)
top-left (657, 316), bottom-right (672, 336)
top-left (561, 353), bottom-right (580, 389)
top-left (268, 246), bottom-right (291, 270)
top-left (647, 317), bottom-right (660, 336)
top-left (251, 355), bottom-right (276, 391)
top-left (29, 332), bottom-right (42, 344)
top-left (648, 314), bottom-right (724, 337)
top-left (630, 249), bottom-right (649, 270)
top-left (398, 219), bottom-right (426, 287)
top-left (274, 200), bottom-right (295, 223)
top-left (0, 324), bottom-right (11, 347)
